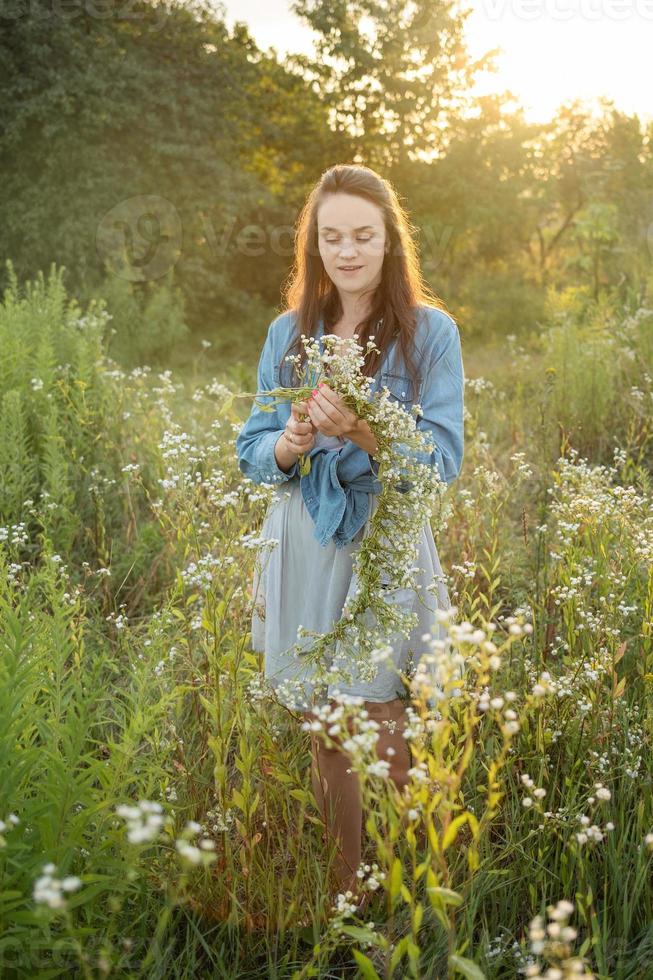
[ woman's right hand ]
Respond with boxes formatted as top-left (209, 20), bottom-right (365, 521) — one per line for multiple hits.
top-left (282, 399), bottom-right (317, 457)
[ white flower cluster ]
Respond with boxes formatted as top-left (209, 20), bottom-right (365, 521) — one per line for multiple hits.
top-left (157, 426), bottom-right (204, 492)
top-left (477, 686), bottom-right (520, 734)
top-left (532, 672), bottom-right (554, 698)
top-left (0, 812), bottom-right (20, 848)
top-left (33, 863), bottom-right (82, 910)
top-left (181, 551), bottom-right (230, 592)
top-left (520, 772), bottom-right (548, 808)
top-left (302, 695), bottom-right (384, 769)
top-left (548, 448), bottom-right (653, 566)
top-left (524, 899), bottom-right (594, 979)
top-left (206, 800), bottom-right (235, 834)
top-left (355, 860), bottom-right (386, 893)
top-left (328, 863), bottom-right (386, 936)
top-left (115, 800), bottom-right (168, 844)
top-left (409, 607), bottom-right (468, 705)
top-left (574, 822), bottom-right (610, 845)
top-left (175, 820), bottom-right (217, 867)
top-left (330, 889), bottom-right (361, 919)
top-left (571, 785), bottom-right (613, 846)
top-left (465, 376), bottom-right (495, 395)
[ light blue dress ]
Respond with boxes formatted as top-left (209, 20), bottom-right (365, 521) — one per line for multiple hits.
top-left (250, 431), bottom-right (452, 712)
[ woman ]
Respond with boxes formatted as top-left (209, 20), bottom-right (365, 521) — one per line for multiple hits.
top-left (236, 163), bottom-right (464, 905)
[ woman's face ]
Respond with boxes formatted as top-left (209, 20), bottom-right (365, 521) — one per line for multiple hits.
top-left (316, 192), bottom-right (387, 306)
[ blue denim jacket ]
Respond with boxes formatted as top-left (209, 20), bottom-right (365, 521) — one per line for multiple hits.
top-left (236, 304), bottom-right (464, 549)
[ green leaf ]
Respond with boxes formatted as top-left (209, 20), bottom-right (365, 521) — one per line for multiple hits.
top-left (400, 884), bottom-right (413, 904)
top-left (351, 950), bottom-right (382, 979)
top-left (289, 788), bottom-right (309, 804)
top-left (341, 926), bottom-right (383, 946)
top-left (253, 398), bottom-right (276, 413)
top-left (389, 857), bottom-right (403, 900)
top-left (414, 858), bottom-right (430, 881)
top-left (426, 886), bottom-right (463, 908)
top-left (216, 391), bottom-right (236, 416)
top-left (231, 788), bottom-right (246, 811)
top-left (466, 811), bottom-right (479, 838)
top-left (198, 693), bottom-right (217, 721)
top-left (442, 813), bottom-right (468, 851)
top-left (449, 953), bottom-right (486, 979)
top-left (389, 936), bottom-right (410, 973)
top-left (413, 901), bottom-right (424, 932)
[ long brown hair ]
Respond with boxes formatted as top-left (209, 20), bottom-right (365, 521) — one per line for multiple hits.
top-left (277, 163), bottom-right (452, 394)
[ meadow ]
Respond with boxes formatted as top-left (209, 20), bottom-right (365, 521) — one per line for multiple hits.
top-left (0, 263), bottom-right (652, 979)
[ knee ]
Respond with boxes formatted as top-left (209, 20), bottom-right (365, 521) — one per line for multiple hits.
top-left (364, 698), bottom-right (412, 793)
top-left (313, 727), bottom-right (363, 777)
top-left (389, 765), bottom-right (411, 795)
top-left (314, 722), bottom-right (355, 758)
top-left (384, 749), bottom-right (412, 796)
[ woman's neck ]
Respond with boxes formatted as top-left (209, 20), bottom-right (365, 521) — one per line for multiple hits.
top-left (332, 294), bottom-right (374, 335)
top-left (330, 316), bottom-right (361, 339)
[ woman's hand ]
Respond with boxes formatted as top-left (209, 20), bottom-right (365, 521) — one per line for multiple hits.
top-left (281, 399), bottom-right (317, 457)
top-left (306, 381), bottom-right (360, 440)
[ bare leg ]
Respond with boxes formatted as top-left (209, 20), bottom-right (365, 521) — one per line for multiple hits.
top-left (301, 696), bottom-right (412, 896)
top-left (301, 703), bottom-right (362, 894)
top-left (363, 698), bottom-right (412, 796)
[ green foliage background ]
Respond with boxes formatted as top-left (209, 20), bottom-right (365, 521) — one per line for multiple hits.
top-left (1, 3), bottom-right (653, 975)
top-left (2, 0), bottom-right (652, 368)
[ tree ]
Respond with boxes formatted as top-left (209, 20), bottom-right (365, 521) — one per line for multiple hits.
top-left (0, 0), bottom-right (336, 331)
top-left (288, 0), bottom-right (497, 169)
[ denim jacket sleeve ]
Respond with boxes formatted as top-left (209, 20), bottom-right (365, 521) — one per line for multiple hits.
top-left (235, 315), bottom-right (299, 485)
top-left (393, 310), bottom-right (465, 489)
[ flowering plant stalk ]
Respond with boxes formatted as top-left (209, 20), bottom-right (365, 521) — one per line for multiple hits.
top-left (236, 332), bottom-right (451, 707)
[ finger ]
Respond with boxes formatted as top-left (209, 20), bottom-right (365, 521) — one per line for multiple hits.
top-left (317, 384), bottom-right (346, 410)
top-left (288, 434), bottom-right (314, 452)
top-left (307, 402), bottom-right (337, 437)
top-left (311, 390), bottom-right (338, 425)
top-left (315, 383), bottom-right (334, 403)
top-left (289, 412), bottom-right (315, 430)
top-left (286, 420), bottom-right (315, 442)
top-left (298, 407), bottom-right (317, 428)
top-left (306, 400), bottom-right (322, 423)
top-left (293, 399), bottom-right (313, 417)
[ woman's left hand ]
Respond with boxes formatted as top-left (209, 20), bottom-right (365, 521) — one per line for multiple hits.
top-left (307, 381), bottom-right (360, 439)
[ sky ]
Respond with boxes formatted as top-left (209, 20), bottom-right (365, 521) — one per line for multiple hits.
top-left (219, 0), bottom-right (652, 127)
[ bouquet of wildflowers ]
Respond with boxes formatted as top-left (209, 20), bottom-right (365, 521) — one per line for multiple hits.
top-left (237, 331), bottom-right (456, 707)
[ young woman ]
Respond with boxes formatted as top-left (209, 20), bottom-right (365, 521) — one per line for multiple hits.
top-left (236, 163), bottom-right (464, 905)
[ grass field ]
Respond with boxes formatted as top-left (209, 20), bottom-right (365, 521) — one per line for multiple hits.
top-left (1, 268), bottom-right (652, 978)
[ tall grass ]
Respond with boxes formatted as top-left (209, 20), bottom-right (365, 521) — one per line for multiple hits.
top-left (0, 266), bottom-right (651, 978)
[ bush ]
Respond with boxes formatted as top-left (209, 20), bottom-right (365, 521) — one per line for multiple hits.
top-left (88, 272), bottom-right (189, 368)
